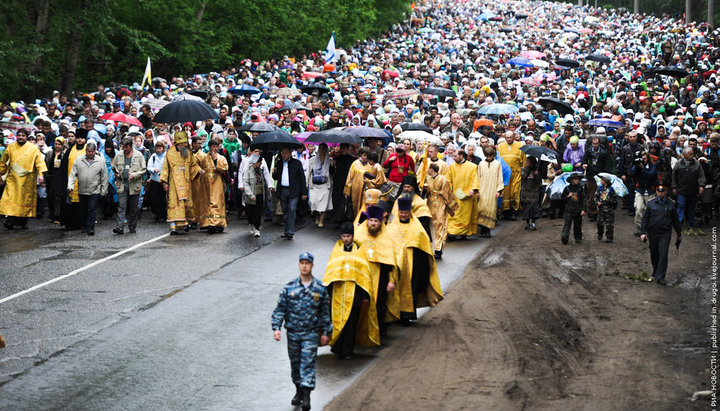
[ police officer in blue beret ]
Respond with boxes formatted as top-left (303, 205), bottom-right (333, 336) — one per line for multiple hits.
top-left (272, 251), bottom-right (331, 410)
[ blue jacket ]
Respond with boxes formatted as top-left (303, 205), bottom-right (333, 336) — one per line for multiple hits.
top-left (272, 277), bottom-right (331, 336)
top-left (632, 162), bottom-right (658, 195)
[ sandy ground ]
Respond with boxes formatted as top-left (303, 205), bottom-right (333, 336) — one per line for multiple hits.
top-left (326, 211), bottom-right (713, 410)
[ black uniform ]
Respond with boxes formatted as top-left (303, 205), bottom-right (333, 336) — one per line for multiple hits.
top-left (640, 196), bottom-right (682, 283)
top-left (561, 181), bottom-right (586, 243)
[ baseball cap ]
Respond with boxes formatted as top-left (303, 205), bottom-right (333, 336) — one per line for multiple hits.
top-left (298, 252), bottom-right (314, 263)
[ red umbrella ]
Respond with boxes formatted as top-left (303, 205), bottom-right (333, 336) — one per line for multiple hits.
top-left (382, 69), bottom-right (399, 79)
top-left (100, 112), bottom-right (143, 127)
top-left (301, 72), bottom-right (325, 80)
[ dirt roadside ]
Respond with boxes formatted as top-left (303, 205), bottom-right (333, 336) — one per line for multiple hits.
top-left (325, 212), bottom-right (713, 410)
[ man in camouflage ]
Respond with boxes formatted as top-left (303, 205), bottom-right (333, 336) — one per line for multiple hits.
top-left (595, 175), bottom-right (616, 243)
top-left (272, 252), bottom-right (331, 411)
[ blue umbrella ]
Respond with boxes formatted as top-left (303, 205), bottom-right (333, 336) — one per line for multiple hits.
top-left (594, 173), bottom-right (629, 197)
top-left (478, 12), bottom-right (496, 21)
top-left (507, 57), bottom-right (534, 67)
top-left (228, 84), bottom-right (261, 96)
top-left (546, 172), bottom-right (586, 200)
top-left (587, 118), bottom-right (624, 128)
top-left (497, 156), bottom-right (512, 186)
top-left (477, 104), bottom-right (519, 115)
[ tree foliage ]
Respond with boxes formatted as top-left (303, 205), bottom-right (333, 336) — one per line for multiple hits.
top-left (0, 0), bottom-right (412, 102)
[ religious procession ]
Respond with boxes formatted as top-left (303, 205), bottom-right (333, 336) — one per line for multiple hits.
top-left (0, 0), bottom-right (716, 408)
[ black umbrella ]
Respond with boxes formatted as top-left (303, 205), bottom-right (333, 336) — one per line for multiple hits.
top-left (249, 131), bottom-right (302, 151)
top-left (300, 84), bottom-right (330, 96)
top-left (520, 145), bottom-right (558, 163)
top-left (399, 122), bottom-right (433, 133)
top-left (421, 87), bottom-right (457, 98)
top-left (585, 54), bottom-right (611, 65)
top-left (499, 28), bottom-right (513, 33)
top-left (537, 97), bottom-right (575, 116)
top-left (237, 132), bottom-right (251, 144)
top-left (187, 90), bottom-right (209, 99)
top-left (555, 58), bottom-right (580, 68)
top-left (306, 129), bottom-right (362, 145)
top-left (238, 122), bottom-right (281, 133)
top-left (654, 66), bottom-right (689, 78)
top-left (153, 97), bottom-right (218, 123)
top-left (515, 14), bottom-right (528, 19)
top-left (343, 126), bottom-right (389, 139)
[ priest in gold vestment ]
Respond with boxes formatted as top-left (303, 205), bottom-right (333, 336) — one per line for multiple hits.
top-left (425, 162), bottom-right (458, 259)
top-left (477, 147), bottom-right (505, 237)
top-left (353, 205), bottom-right (400, 336)
top-left (161, 131), bottom-right (201, 234)
top-left (0, 129), bottom-right (47, 229)
top-left (323, 223), bottom-right (379, 358)
top-left (389, 196), bottom-right (443, 323)
top-left (497, 131), bottom-right (525, 220)
top-left (193, 138), bottom-right (228, 234)
top-left (445, 150), bottom-right (480, 237)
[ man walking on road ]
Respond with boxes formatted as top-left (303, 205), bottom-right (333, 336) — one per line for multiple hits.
top-left (272, 147), bottom-right (307, 239)
top-left (67, 141), bottom-right (107, 236)
top-left (640, 185), bottom-right (682, 285)
top-left (112, 137), bottom-right (146, 234)
top-left (0, 129), bottom-right (47, 230)
top-left (272, 252), bottom-right (331, 411)
top-left (160, 131), bottom-right (201, 235)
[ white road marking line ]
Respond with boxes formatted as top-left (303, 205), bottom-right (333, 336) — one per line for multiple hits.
top-left (0, 233), bottom-right (170, 305)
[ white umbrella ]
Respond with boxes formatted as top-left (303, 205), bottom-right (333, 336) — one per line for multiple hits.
top-left (398, 130), bottom-right (443, 145)
top-left (530, 59), bottom-right (549, 68)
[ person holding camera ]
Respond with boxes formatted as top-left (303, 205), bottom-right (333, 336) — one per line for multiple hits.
top-left (618, 131), bottom-right (642, 215)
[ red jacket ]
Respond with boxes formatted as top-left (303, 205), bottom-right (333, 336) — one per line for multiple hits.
top-left (383, 153), bottom-right (415, 183)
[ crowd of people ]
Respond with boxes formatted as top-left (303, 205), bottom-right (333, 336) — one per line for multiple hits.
top-left (1, 0), bottom-right (719, 404)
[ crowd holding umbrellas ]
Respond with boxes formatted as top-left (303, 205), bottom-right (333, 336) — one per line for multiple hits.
top-left (1, 1), bottom-right (719, 408)
top-left (0, 0), bottom-right (715, 280)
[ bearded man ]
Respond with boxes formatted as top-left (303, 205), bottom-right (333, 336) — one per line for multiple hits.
top-left (389, 196), bottom-right (443, 324)
top-left (160, 131), bottom-right (202, 234)
top-left (0, 129), bottom-right (47, 229)
top-left (353, 205), bottom-right (399, 337)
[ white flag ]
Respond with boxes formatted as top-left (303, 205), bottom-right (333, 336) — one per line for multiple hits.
top-left (140, 57), bottom-right (152, 89)
top-left (324, 32), bottom-right (336, 65)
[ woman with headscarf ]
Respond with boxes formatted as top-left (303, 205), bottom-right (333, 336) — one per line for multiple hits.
top-left (365, 114), bottom-right (381, 129)
top-left (306, 143), bottom-right (333, 227)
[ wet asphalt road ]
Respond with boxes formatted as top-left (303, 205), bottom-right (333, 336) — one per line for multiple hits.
top-left (0, 213), bottom-right (494, 410)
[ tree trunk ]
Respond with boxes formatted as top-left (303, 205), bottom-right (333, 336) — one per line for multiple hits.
top-left (686, 0), bottom-right (692, 24)
top-left (30, 0), bottom-right (51, 98)
top-left (196, 2), bottom-right (206, 23)
top-left (60, 21), bottom-right (85, 96)
top-left (709, 0), bottom-right (714, 27)
top-left (634, 0), bottom-right (639, 14)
